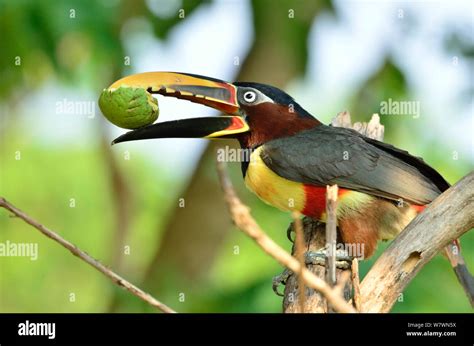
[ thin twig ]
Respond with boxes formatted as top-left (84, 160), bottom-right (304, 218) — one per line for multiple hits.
top-left (216, 162), bottom-right (356, 313)
top-left (292, 211), bottom-right (306, 313)
top-left (444, 241), bottom-right (474, 307)
top-left (351, 258), bottom-right (361, 312)
top-left (325, 185), bottom-right (338, 287)
top-left (0, 197), bottom-right (176, 314)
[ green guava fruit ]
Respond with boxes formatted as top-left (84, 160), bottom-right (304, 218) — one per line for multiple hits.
top-left (99, 87), bottom-right (159, 129)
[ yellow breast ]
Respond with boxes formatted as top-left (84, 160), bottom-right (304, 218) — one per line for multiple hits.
top-left (244, 146), bottom-right (306, 212)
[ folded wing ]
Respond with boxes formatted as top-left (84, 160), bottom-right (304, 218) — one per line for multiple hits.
top-left (261, 125), bottom-right (449, 205)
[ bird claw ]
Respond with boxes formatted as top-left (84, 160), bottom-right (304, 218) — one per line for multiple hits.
top-left (286, 224), bottom-right (295, 243)
top-left (272, 268), bottom-right (292, 296)
top-left (272, 248), bottom-right (353, 296)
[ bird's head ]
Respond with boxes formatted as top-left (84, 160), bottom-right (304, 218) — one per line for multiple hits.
top-left (111, 72), bottom-right (320, 148)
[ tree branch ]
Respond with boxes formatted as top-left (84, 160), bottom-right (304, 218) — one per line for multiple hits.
top-left (360, 172), bottom-right (474, 312)
top-left (291, 211), bottom-right (307, 312)
top-left (0, 197), bottom-right (175, 314)
top-left (325, 185), bottom-right (338, 287)
top-left (216, 162), bottom-right (356, 313)
top-left (351, 258), bottom-right (361, 312)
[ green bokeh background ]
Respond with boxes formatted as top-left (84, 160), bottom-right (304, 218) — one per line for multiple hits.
top-left (0, 0), bottom-right (473, 313)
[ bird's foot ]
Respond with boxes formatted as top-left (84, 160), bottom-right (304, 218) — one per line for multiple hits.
top-left (272, 268), bottom-right (292, 296)
top-left (272, 248), bottom-right (353, 296)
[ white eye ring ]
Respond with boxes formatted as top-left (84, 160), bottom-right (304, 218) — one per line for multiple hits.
top-left (243, 91), bottom-right (257, 103)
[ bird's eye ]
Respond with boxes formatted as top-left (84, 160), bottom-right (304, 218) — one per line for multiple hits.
top-left (243, 91), bottom-right (257, 103)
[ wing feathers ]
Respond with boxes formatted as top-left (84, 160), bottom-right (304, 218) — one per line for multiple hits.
top-left (261, 125), bottom-right (447, 205)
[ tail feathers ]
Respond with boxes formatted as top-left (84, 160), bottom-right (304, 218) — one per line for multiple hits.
top-left (444, 240), bottom-right (474, 307)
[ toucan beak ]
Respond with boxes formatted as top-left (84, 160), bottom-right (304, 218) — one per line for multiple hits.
top-left (109, 72), bottom-right (248, 144)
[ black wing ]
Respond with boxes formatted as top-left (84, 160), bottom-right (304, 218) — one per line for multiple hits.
top-left (261, 125), bottom-right (449, 205)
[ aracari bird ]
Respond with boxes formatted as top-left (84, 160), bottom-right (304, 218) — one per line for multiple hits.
top-left (109, 72), bottom-right (473, 303)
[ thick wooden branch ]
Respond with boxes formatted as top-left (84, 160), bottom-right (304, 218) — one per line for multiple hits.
top-left (283, 219), bottom-right (353, 313)
top-left (291, 211), bottom-right (307, 312)
top-left (360, 172), bottom-right (474, 312)
top-left (0, 197), bottom-right (176, 313)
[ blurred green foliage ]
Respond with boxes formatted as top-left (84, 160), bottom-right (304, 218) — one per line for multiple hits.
top-left (0, 0), bottom-right (472, 313)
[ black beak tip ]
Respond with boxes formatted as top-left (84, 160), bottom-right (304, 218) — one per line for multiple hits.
top-left (111, 126), bottom-right (149, 145)
top-left (111, 133), bottom-right (128, 146)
